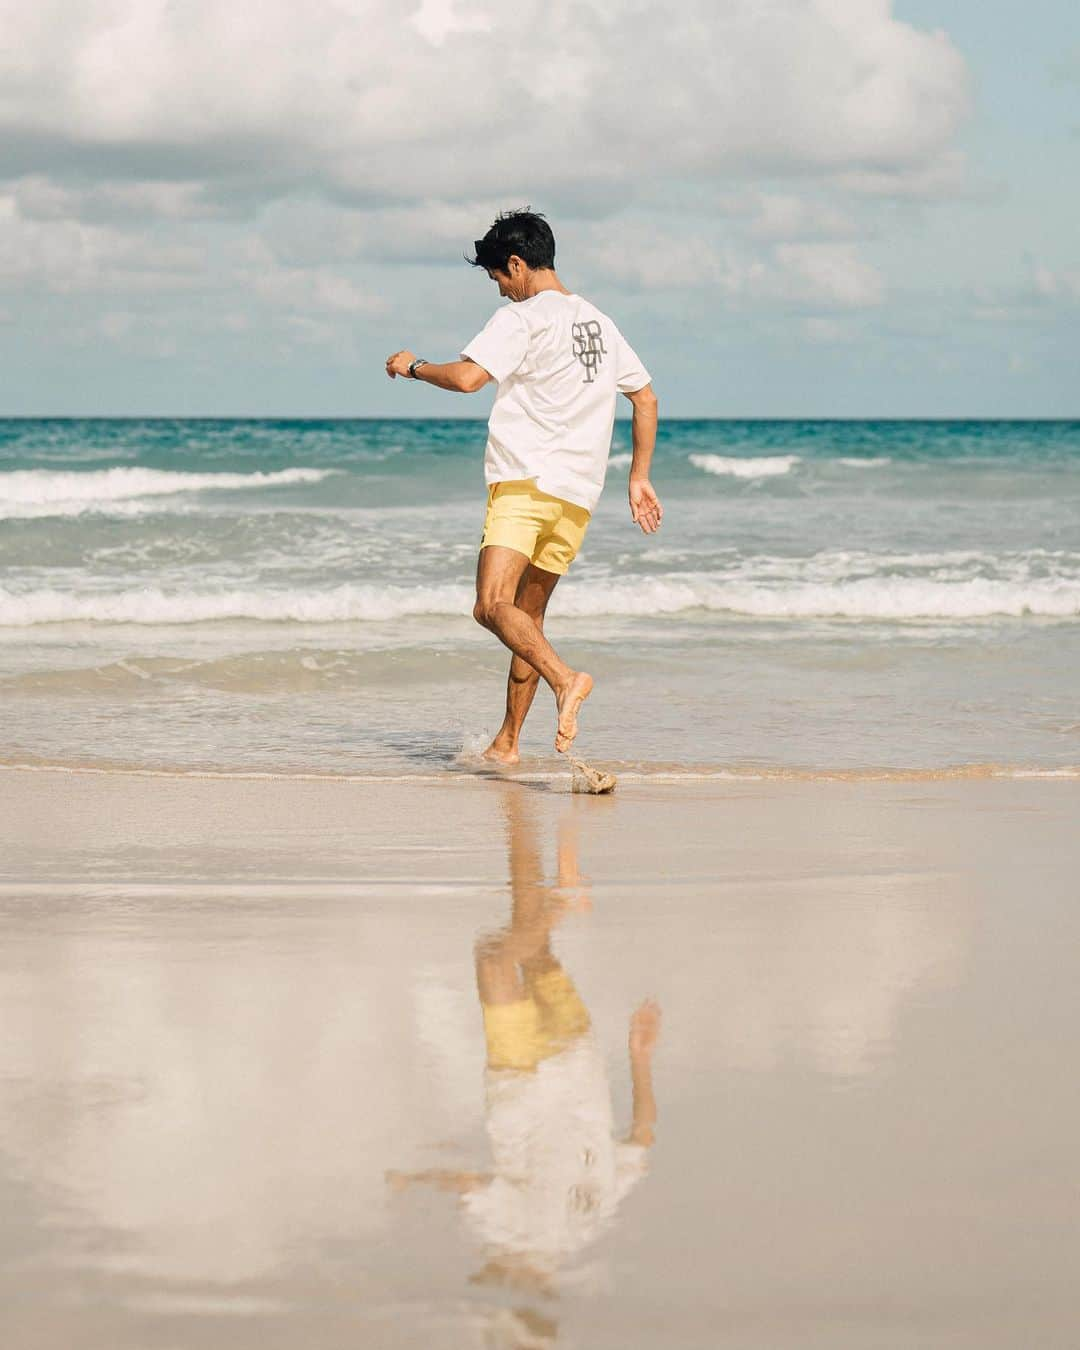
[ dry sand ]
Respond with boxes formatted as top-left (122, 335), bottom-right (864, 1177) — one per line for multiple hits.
top-left (1, 766), bottom-right (1078, 1348)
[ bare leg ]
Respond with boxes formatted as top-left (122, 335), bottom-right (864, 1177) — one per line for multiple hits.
top-left (475, 789), bottom-right (585, 1004)
top-left (474, 546), bottom-right (593, 753)
top-left (484, 564), bottom-right (560, 765)
top-left (474, 792), bottom-right (558, 1004)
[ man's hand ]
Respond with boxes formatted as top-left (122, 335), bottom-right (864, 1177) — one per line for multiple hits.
top-left (385, 349), bottom-right (417, 379)
top-left (629, 478), bottom-right (663, 534)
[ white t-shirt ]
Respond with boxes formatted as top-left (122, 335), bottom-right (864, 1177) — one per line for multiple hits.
top-left (461, 1035), bottom-right (648, 1270)
top-left (461, 291), bottom-right (651, 513)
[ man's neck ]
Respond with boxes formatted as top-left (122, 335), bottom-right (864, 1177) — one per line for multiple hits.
top-left (524, 270), bottom-right (571, 299)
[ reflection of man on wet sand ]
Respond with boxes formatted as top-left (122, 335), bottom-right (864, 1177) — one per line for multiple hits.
top-left (388, 793), bottom-right (660, 1306)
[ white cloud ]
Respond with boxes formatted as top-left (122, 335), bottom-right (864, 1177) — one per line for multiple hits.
top-left (12, 174), bottom-right (228, 223)
top-left (0, 194), bottom-right (205, 293)
top-left (0, 1), bottom-right (969, 210)
top-left (0, 0), bottom-right (986, 404)
top-left (256, 198), bottom-right (506, 268)
top-left (834, 149), bottom-right (972, 200)
top-left (410, 0), bottom-right (491, 47)
top-left (970, 261), bottom-right (1080, 325)
top-left (281, 314), bottom-right (338, 347)
top-left (744, 193), bottom-right (860, 242)
top-left (574, 220), bottom-right (885, 313)
top-left (774, 243), bottom-right (885, 308)
top-left (576, 223), bottom-right (744, 292)
top-left (249, 264), bottom-right (385, 316)
top-left (1032, 263), bottom-right (1080, 302)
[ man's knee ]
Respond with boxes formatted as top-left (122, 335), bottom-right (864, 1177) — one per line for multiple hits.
top-left (475, 933), bottom-right (519, 1000)
top-left (475, 584), bottom-right (548, 630)
top-left (475, 932), bottom-right (505, 967)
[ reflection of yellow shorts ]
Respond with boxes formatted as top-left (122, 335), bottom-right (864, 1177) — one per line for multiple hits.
top-left (480, 480), bottom-right (591, 576)
top-left (482, 966), bottom-right (592, 1072)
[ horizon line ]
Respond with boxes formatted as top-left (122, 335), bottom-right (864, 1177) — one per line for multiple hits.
top-left (2, 414), bottom-right (1078, 423)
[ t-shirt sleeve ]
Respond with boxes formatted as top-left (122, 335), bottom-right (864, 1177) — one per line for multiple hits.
top-left (461, 305), bottom-right (530, 384)
top-left (614, 328), bottom-right (651, 394)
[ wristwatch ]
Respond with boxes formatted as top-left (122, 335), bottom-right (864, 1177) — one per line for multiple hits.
top-left (408, 358), bottom-right (428, 379)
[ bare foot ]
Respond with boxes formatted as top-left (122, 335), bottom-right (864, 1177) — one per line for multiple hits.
top-left (482, 741), bottom-right (520, 766)
top-left (555, 671), bottom-right (594, 753)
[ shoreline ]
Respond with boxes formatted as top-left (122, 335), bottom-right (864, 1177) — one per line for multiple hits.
top-left (5, 761), bottom-right (1077, 889)
top-left (2, 756), bottom-right (1079, 784)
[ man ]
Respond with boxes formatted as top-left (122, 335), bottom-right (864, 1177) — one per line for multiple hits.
top-left (386, 786), bottom-right (662, 1310)
top-left (385, 209), bottom-right (661, 759)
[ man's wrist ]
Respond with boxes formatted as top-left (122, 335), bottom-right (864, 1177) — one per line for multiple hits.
top-left (408, 358), bottom-right (428, 379)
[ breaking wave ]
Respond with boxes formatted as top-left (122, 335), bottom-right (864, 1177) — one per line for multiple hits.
top-left (689, 454), bottom-right (800, 478)
top-left (3, 574), bottom-right (1078, 626)
top-left (0, 466), bottom-right (336, 519)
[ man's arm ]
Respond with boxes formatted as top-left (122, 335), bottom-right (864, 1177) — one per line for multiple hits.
top-left (385, 349), bottom-right (492, 393)
top-left (385, 1167), bottom-right (491, 1195)
top-left (626, 999), bottom-right (661, 1147)
top-left (624, 383), bottom-right (662, 535)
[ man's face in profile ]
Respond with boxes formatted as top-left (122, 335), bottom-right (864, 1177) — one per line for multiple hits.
top-left (487, 263), bottom-right (526, 302)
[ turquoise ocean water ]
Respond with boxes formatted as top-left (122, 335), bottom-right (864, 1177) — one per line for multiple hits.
top-left (1, 418), bottom-right (1078, 778)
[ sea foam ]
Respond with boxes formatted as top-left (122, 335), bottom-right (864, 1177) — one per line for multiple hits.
top-left (689, 454), bottom-right (800, 478)
top-left (3, 575), bottom-right (1078, 626)
top-left (555, 576), bottom-right (1080, 620)
top-left (0, 583), bottom-right (471, 626)
top-left (0, 466), bottom-right (335, 518)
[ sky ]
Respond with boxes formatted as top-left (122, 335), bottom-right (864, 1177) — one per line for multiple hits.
top-left (0, 0), bottom-right (1077, 418)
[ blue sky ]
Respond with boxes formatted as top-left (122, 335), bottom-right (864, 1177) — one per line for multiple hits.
top-left (0, 0), bottom-right (1077, 417)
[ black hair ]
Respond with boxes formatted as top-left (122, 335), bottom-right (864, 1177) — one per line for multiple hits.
top-left (468, 209), bottom-right (556, 273)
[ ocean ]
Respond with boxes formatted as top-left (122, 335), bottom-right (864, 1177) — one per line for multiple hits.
top-left (1, 417), bottom-right (1078, 780)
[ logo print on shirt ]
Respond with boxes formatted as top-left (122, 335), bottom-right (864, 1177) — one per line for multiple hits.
top-left (571, 320), bottom-right (606, 384)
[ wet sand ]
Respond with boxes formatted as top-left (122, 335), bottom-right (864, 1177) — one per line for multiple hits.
top-left (1, 767), bottom-right (1078, 1348)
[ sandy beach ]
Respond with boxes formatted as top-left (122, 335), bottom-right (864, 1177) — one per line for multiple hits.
top-left (4, 0), bottom-right (1079, 1344)
top-left (2, 765), bottom-right (1077, 1348)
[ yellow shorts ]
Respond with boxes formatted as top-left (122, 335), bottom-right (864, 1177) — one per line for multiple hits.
top-left (481, 966), bottom-right (592, 1072)
top-left (480, 480), bottom-right (591, 576)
